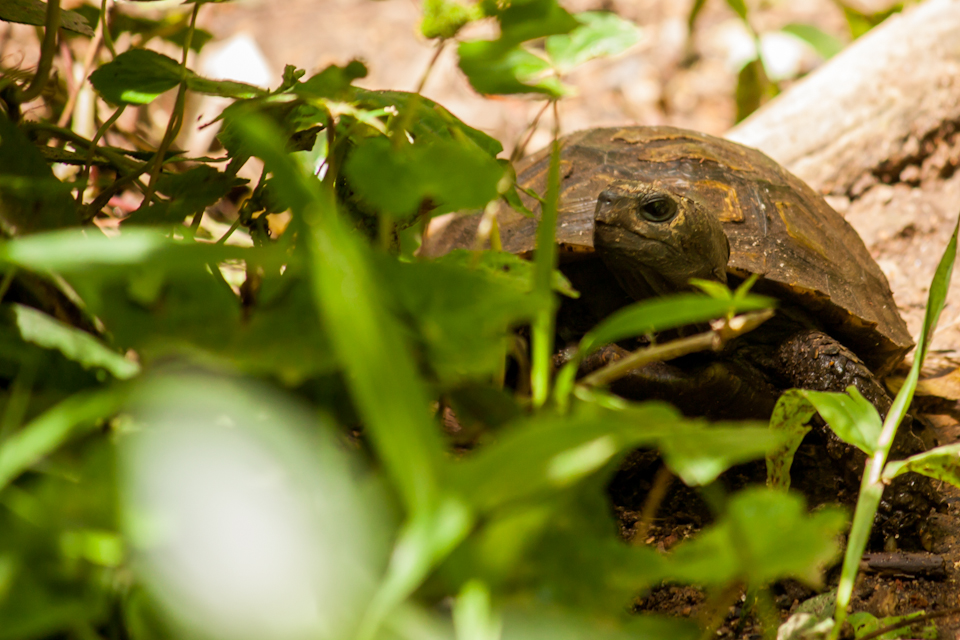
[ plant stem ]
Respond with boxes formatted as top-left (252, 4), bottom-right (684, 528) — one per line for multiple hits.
top-left (580, 310), bottom-right (773, 387)
top-left (530, 101), bottom-right (561, 407)
top-left (15, 0), bottom-right (61, 105)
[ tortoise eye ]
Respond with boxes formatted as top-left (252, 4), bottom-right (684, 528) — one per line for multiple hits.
top-left (638, 195), bottom-right (678, 223)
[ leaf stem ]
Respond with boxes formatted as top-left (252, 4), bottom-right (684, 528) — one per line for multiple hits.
top-left (580, 310), bottom-right (773, 387)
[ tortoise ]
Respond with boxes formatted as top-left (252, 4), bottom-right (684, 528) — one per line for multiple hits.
top-left (424, 126), bottom-right (945, 541)
top-left (424, 126), bottom-right (914, 422)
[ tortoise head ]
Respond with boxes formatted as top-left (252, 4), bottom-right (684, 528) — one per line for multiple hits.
top-left (593, 181), bottom-right (730, 299)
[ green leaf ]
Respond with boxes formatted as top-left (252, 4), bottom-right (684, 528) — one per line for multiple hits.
top-left (735, 57), bottom-right (774, 123)
top-left (381, 255), bottom-right (543, 384)
top-left (577, 292), bottom-right (775, 356)
top-left (882, 443), bottom-right (960, 487)
top-left (0, 387), bottom-right (127, 491)
top-left (90, 49), bottom-right (264, 106)
top-left (458, 41), bottom-right (568, 97)
top-left (766, 390), bottom-right (815, 490)
top-left (453, 581), bottom-right (501, 640)
top-left (724, 0), bottom-right (749, 21)
top-left (669, 488), bottom-right (845, 587)
top-left (7, 304), bottom-right (139, 380)
top-left (544, 12), bottom-right (642, 73)
top-left (450, 400), bottom-right (683, 512)
top-left (781, 23), bottom-right (844, 59)
top-left (137, 165), bottom-right (247, 225)
top-left (848, 611), bottom-right (937, 640)
top-left (89, 49), bottom-right (184, 105)
top-left (496, 0), bottom-right (580, 47)
top-left (231, 112), bottom-right (446, 517)
top-left (72, 5), bottom-right (213, 52)
top-left (0, 114), bottom-right (78, 234)
top-left (421, 0), bottom-right (482, 39)
top-left (294, 60), bottom-right (368, 99)
top-left (343, 135), bottom-right (504, 218)
top-left (352, 90), bottom-right (504, 157)
top-left (0, 0), bottom-right (93, 36)
top-left (659, 422), bottom-right (782, 486)
top-left (436, 250), bottom-right (576, 297)
top-left (801, 387), bottom-right (882, 455)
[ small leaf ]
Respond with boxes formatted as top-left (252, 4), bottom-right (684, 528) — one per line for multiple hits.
top-left (766, 390), bottom-right (814, 490)
top-left (90, 49), bottom-right (264, 106)
top-left (8, 304), bottom-right (139, 379)
top-left (801, 387), bottom-right (882, 455)
top-left (735, 57), bottom-right (775, 123)
top-left (497, 0), bottom-right (580, 47)
top-left (882, 443), bottom-right (960, 487)
top-left (0, 0), bottom-right (93, 36)
top-left (0, 114), bottom-right (78, 234)
top-left (544, 12), bottom-right (642, 73)
top-left (659, 422), bottom-right (781, 486)
top-left (295, 61), bottom-right (368, 99)
top-left (90, 49), bottom-right (184, 105)
top-left (458, 41), bottom-right (568, 97)
top-left (0, 387), bottom-right (127, 491)
top-left (421, 0), bottom-right (482, 39)
top-left (781, 23), bottom-right (844, 59)
top-left (669, 488), bottom-right (845, 588)
top-left (343, 135), bottom-right (504, 218)
top-left (724, 0), bottom-right (749, 21)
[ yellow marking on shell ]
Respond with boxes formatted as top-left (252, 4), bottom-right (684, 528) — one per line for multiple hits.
top-left (776, 200), bottom-right (829, 260)
top-left (702, 180), bottom-right (743, 222)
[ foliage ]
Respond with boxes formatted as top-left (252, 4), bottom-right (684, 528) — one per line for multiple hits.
top-left (0, 1), bottom-right (935, 640)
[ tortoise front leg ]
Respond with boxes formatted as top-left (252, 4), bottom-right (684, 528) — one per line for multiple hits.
top-left (776, 329), bottom-right (892, 416)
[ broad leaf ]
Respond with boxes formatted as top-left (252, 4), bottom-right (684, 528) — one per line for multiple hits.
top-left (0, 0), bottom-right (93, 35)
top-left (781, 23), bottom-right (844, 59)
top-left (801, 387), bottom-right (882, 455)
top-left (545, 12), bottom-right (642, 73)
top-left (882, 443), bottom-right (960, 487)
top-left (766, 390), bottom-right (815, 490)
top-left (458, 41), bottom-right (568, 97)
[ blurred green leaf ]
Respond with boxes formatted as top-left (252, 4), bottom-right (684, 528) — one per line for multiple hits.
top-left (343, 136), bottom-right (504, 218)
top-left (659, 422), bottom-right (781, 486)
top-left (434, 250), bottom-right (576, 298)
top-left (848, 610), bottom-right (937, 640)
top-left (458, 42), bottom-right (568, 97)
top-left (496, 0), bottom-right (580, 46)
top-left (381, 255), bottom-right (543, 384)
top-left (0, 0), bottom-right (93, 35)
top-left (837, 2), bottom-right (902, 40)
top-left (802, 387), bottom-right (882, 456)
top-left (735, 57), bottom-right (775, 123)
top-left (421, 0), bottom-right (482, 39)
top-left (353, 90), bottom-right (503, 157)
top-left (725, 0), bottom-right (749, 21)
top-left (669, 488), bottom-right (845, 587)
top-left (136, 165), bottom-right (247, 225)
top-left (72, 5), bottom-right (213, 51)
top-left (6, 304), bottom-right (138, 380)
top-left (0, 387), bottom-right (126, 491)
top-left (781, 23), bottom-right (844, 59)
top-left (232, 112), bottom-right (446, 517)
top-left (544, 12), bottom-right (642, 73)
top-left (295, 61), bottom-right (368, 99)
top-left (0, 115), bottom-right (78, 235)
top-left (766, 390), bottom-right (815, 490)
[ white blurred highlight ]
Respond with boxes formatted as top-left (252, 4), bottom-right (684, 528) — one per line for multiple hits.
top-left (122, 375), bottom-right (389, 640)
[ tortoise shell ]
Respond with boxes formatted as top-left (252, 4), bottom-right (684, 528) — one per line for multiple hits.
top-left (425, 126), bottom-right (912, 374)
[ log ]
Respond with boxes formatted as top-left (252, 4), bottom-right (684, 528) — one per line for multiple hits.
top-left (727, 0), bottom-right (960, 368)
